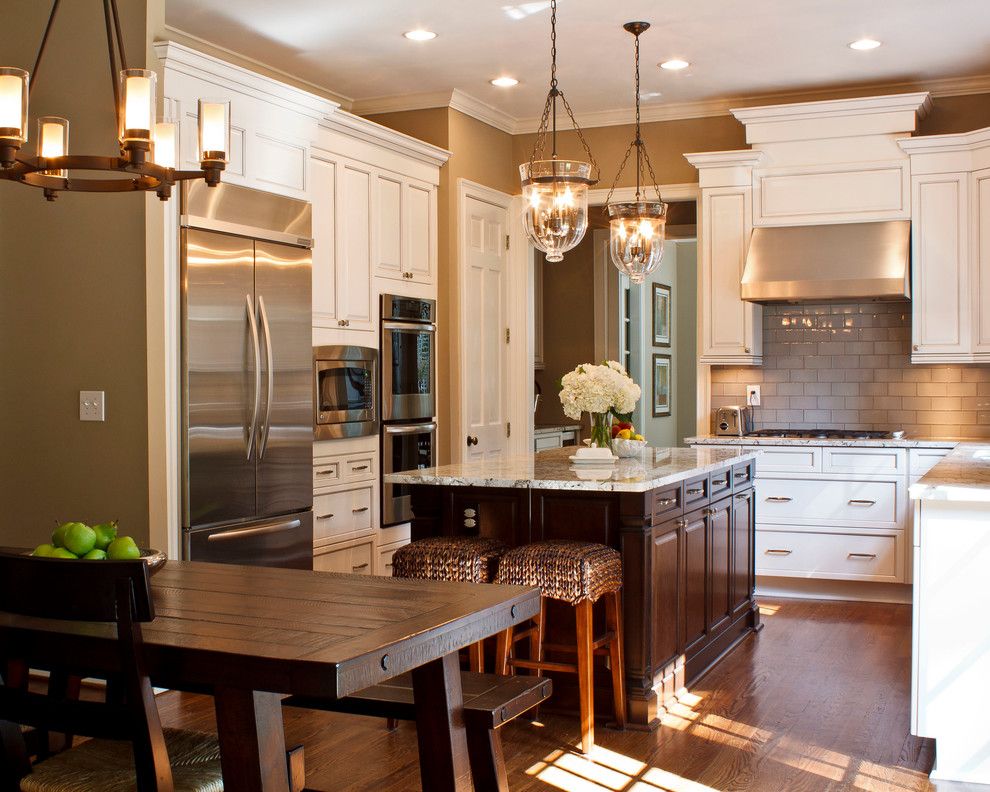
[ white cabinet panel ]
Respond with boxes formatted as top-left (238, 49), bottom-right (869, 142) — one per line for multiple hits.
top-left (313, 485), bottom-right (373, 544)
top-left (908, 448), bottom-right (951, 477)
top-left (974, 169), bottom-right (990, 353)
top-left (756, 529), bottom-right (901, 582)
top-left (822, 447), bottom-right (907, 475)
top-left (700, 187), bottom-right (762, 364)
top-left (756, 477), bottom-right (900, 527)
top-left (375, 174), bottom-right (403, 278)
top-left (310, 155), bottom-right (337, 328)
top-left (253, 132), bottom-right (306, 192)
top-left (746, 446), bottom-right (821, 474)
top-left (911, 174), bottom-right (969, 358)
top-left (405, 182), bottom-right (433, 282)
top-left (314, 537), bottom-right (374, 575)
top-left (337, 164), bottom-right (374, 330)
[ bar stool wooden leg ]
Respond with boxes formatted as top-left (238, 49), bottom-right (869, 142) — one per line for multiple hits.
top-left (495, 627), bottom-right (513, 676)
top-left (574, 598), bottom-right (595, 754)
top-left (528, 599), bottom-right (546, 677)
top-left (605, 590), bottom-right (626, 729)
top-left (469, 641), bottom-right (485, 674)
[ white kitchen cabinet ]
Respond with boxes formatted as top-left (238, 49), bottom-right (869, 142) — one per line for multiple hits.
top-left (899, 127), bottom-right (990, 363)
top-left (534, 257), bottom-right (545, 370)
top-left (373, 176), bottom-right (437, 285)
top-left (685, 152), bottom-right (764, 365)
top-left (377, 537), bottom-right (411, 576)
top-left (314, 536), bottom-right (375, 575)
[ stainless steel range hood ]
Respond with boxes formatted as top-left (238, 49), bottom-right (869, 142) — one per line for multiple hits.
top-left (741, 220), bottom-right (911, 303)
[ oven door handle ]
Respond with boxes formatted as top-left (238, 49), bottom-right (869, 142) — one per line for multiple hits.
top-left (382, 321), bottom-right (437, 332)
top-left (384, 422), bottom-right (438, 435)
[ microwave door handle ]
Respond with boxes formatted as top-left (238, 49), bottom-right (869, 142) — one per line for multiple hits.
top-left (246, 294), bottom-right (262, 460)
top-left (384, 422), bottom-right (438, 435)
top-left (257, 294), bottom-right (275, 459)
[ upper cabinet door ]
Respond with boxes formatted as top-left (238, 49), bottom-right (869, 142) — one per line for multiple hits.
top-left (337, 162), bottom-right (375, 331)
top-left (309, 154), bottom-right (338, 329)
top-left (700, 186), bottom-right (763, 365)
top-left (404, 182), bottom-right (435, 283)
top-left (973, 168), bottom-right (990, 356)
top-left (911, 173), bottom-right (970, 361)
top-left (374, 172), bottom-right (404, 280)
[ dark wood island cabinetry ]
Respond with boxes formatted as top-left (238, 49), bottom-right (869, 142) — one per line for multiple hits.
top-left (387, 446), bottom-right (760, 728)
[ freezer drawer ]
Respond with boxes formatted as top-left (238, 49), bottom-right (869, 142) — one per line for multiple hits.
top-left (185, 512), bottom-right (313, 569)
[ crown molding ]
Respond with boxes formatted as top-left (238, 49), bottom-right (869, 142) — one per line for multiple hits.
top-left (730, 92), bottom-right (932, 125)
top-left (155, 40), bottom-right (340, 120)
top-left (683, 150), bottom-right (764, 168)
top-left (898, 125), bottom-right (990, 155)
top-left (319, 111), bottom-right (451, 167)
top-left (351, 89), bottom-right (518, 135)
top-left (447, 90), bottom-right (518, 135)
top-left (161, 26), bottom-right (352, 109)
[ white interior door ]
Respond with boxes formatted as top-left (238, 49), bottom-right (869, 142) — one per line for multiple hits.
top-left (460, 191), bottom-right (509, 463)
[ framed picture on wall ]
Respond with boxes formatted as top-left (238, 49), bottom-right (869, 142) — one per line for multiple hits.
top-left (653, 283), bottom-right (671, 347)
top-left (652, 354), bottom-right (672, 417)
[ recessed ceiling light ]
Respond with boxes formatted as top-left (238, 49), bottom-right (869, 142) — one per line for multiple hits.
top-left (849, 38), bottom-right (881, 50)
top-left (659, 59), bottom-right (689, 71)
top-left (403, 29), bottom-right (437, 41)
top-left (490, 76), bottom-right (519, 87)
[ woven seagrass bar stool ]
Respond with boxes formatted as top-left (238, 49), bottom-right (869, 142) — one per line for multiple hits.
top-left (391, 535), bottom-right (508, 672)
top-left (494, 540), bottom-right (625, 754)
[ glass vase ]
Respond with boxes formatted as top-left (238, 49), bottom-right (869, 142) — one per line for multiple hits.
top-left (590, 412), bottom-right (612, 450)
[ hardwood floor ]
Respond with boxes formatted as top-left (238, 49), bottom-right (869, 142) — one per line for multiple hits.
top-left (156, 597), bottom-right (980, 791)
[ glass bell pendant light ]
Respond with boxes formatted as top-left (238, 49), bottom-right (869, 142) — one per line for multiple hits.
top-left (605, 22), bottom-right (668, 284)
top-left (519, 0), bottom-right (598, 263)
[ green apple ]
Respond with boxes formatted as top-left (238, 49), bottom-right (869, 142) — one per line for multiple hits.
top-left (51, 521), bottom-right (77, 548)
top-left (63, 523), bottom-right (97, 557)
top-left (92, 521), bottom-right (118, 551)
top-left (32, 543), bottom-right (57, 557)
top-left (107, 536), bottom-right (140, 560)
top-left (82, 548), bottom-right (107, 560)
top-left (51, 547), bottom-right (78, 559)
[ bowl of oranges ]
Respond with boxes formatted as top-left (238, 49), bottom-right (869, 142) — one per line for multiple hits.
top-left (31, 520), bottom-right (166, 574)
top-left (610, 421), bottom-right (647, 457)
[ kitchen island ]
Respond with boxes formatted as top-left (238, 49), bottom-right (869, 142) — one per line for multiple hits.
top-left (910, 443), bottom-right (990, 784)
top-left (385, 445), bottom-right (760, 728)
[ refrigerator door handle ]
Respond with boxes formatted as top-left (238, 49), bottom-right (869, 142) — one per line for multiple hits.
top-left (206, 517), bottom-right (303, 542)
top-left (258, 294), bottom-right (275, 459)
top-left (384, 422), bottom-right (438, 435)
top-left (246, 293), bottom-right (262, 460)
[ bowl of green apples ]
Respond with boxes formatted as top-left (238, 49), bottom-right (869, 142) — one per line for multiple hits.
top-left (31, 521), bottom-right (166, 574)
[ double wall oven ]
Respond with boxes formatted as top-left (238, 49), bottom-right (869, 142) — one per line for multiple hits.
top-left (381, 294), bottom-right (437, 526)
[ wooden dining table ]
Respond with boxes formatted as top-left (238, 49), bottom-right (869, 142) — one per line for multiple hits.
top-left (0, 560), bottom-right (541, 792)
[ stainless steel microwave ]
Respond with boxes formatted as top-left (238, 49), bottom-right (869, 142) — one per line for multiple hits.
top-left (313, 345), bottom-right (378, 439)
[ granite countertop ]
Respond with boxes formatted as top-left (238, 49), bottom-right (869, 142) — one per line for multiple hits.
top-left (911, 443), bottom-right (990, 502)
top-left (383, 445), bottom-right (757, 493)
top-left (685, 434), bottom-right (962, 449)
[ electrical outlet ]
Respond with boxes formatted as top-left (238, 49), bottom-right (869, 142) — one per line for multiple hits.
top-left (79, 390), bottom-right (106, 422)
top-left (746, 385), bottom-right (761, 407)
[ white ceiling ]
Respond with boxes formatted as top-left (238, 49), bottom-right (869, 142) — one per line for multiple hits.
top-left (164, 0), bottom-right (990, 127)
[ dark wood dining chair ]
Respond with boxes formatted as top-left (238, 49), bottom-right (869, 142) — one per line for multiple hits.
top-left (0, 552), bottom-right (223, 792)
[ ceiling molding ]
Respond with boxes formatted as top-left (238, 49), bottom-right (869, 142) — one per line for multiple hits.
top-left (730, 92), bottom-right (932, 125)
top-left (319, 111), bottom-right (451, 167)
top-left (351, 89), bottom-right (518, 135)
top-left (161, 25), bottom-right (353, 109)
top-left (898, 125), bottom-right (990, 154)
top-left (447, 90), bottom-right (518, 135)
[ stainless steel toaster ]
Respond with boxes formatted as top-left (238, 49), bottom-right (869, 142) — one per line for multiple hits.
top-left (714, 406), bottom-right (753, 437)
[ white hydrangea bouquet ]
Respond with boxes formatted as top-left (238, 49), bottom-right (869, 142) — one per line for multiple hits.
top-left (559, 361), bottom-right (642, 449)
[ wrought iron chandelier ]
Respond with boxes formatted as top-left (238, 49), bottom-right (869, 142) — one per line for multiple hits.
top-left (0, 0), bottom-right (229, 202)
top-left (605, 22), bottom-right (668, 284)
top-left (519, 0), bottom-right (598, 263)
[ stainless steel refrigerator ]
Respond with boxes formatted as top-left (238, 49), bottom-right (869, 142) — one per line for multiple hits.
top-left (180, 181), bottom-right (314, 569)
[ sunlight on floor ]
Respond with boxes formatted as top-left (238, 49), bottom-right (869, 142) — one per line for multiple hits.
top-left (759, 603), bottom-right (781, 616)
top-left (531, 746), bottom-right (724, 792)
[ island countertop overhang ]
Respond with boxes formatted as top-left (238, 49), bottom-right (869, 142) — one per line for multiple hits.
top-left (383, 445), bottom-right (758, 493)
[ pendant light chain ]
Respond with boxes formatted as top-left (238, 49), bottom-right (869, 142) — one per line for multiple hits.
top-left (634, 29), bottom-right (641, 200)
top-left (28, 0), bottom-right (61, 98)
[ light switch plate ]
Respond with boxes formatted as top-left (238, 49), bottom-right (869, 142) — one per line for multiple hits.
top-left (747, 385), bottom-right (761, 407)
top-left (79, 390), bottom-right (106, 422)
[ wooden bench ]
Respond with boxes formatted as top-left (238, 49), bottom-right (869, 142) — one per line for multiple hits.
top-left (282, 671), bottom-right (552, 792)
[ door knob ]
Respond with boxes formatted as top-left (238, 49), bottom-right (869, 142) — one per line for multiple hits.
top-left (466, 436), bottom-right (479, 447)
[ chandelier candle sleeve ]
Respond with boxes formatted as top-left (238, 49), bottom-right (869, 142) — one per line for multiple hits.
top-left (37, 116), bottom-right (67, 178)
top-left (0, 68), bottom-right (28, 143)
top-left (120, 69), bottom-right (155, 146)
top-left (198, 99), bottom-right (230, 163)
top-left (153, 122), bottom-right (178, 169)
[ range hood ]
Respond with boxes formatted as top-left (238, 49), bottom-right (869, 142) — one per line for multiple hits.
top-left (741, 220), bottom-right (911, 303)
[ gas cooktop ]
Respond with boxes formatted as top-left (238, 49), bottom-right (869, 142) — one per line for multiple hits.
top-left (745, 429), bottom-right (904, 440)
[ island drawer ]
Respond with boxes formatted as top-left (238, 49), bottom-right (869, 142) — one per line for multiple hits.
top-left (755, 529), bottom-right (900, 581)
top-left (732, 460), bottom-right (755, 490)
top-left (314, 485), bottom-right (374, 544)
top-left (683, 475), bottom-right (709, 508)
top-left (709, 469), bottom-right (732, 498)
top-left (652, 484), bottom-right (682, 520)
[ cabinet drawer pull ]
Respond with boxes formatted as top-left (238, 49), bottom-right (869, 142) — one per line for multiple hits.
top-left (765, 549), bottom-right (792, 556)
top-left (686, 488), bottom-right (704, 496)
top-left (734, 471), bottom-right (748, 479)
top-left (351, 465), bottom-right (370, 472)
top-left (351, 562), bottom-right (370, 570)
top-left (317, 513), bottom-right (335, 520)
top-left (315, 470), bottom-right (336, 476)
top-left (704, 507), bottom-right (718, 516)
top-left (712, 479), bottom-right (727, 487)
top-left (734, 493), bottom-right (750, 500)
top-left (352, 506), bottom-right (370, 514)
top-left (675, 518), bottom-right (688, 528)
top-left (766, 496), bottom-right (792, 503)
top-left (847, 552), bottom-right (877, 560)
top-left (657, 497), bottom-right (676, 507)
top-left (848, 499), bottom-right (876, 506)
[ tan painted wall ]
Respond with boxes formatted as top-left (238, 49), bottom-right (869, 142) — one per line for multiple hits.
top-left (0, 0), bottom-right (157, 547)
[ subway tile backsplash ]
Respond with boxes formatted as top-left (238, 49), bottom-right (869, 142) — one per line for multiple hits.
top-left (711, 301), bottom-right (990, 438)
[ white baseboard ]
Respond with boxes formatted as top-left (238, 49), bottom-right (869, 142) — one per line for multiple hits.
top-left (756, 575), bottom-right (913, 605)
